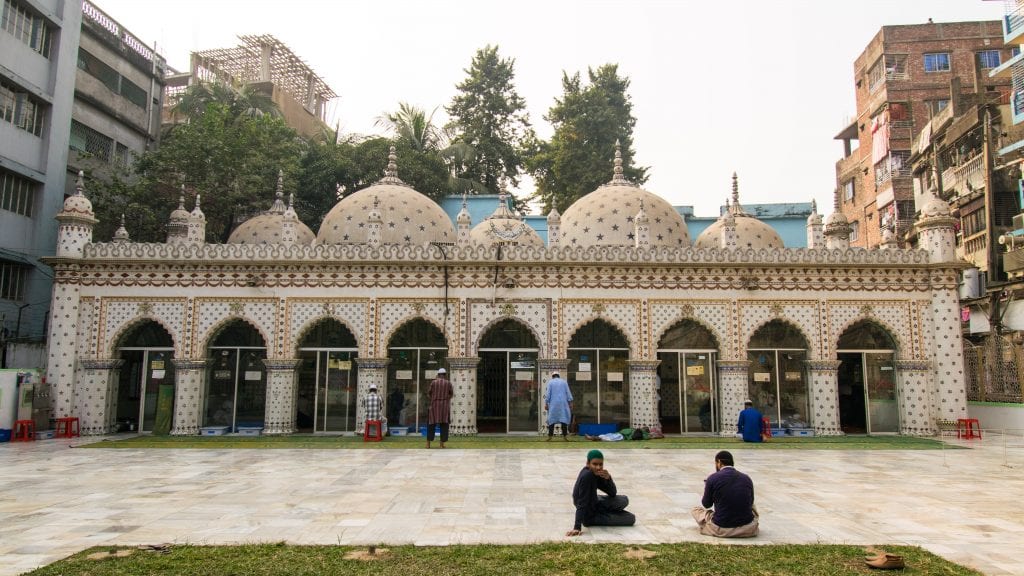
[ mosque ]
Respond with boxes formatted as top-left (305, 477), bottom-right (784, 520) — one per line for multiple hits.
top-left (43, 145), bottom-right (966, 437)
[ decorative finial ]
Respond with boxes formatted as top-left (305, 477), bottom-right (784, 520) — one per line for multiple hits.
top-left (194, 194), bottom-right (202, 210)
top-left (833, 186), bottom-right (841, 212)
top-left (75, 170), bottom-right (85, 196)
top-left (462, 190), bottom-right (468, 209)
top-left (811, 198), bottom-right (817, 214)
top-left (499, 179), bottom-right (509, 203)
top-left (178, 185), bottom-right (186, 210)
top-left (731, 172), bottom-right (739, 205)
top-left (113, 213), bottom-right (129, 242)
top-left (385, 145), bottom-right (398, 179)
top-left (288, 193), bottom-right (294, 208)
top-left (611, 139), bottom-right (626, 183)
top-left (276, 169), bottom-right (284, 199)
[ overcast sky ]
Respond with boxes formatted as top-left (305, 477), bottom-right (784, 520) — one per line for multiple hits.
top-left (96, 0), bottom-right (1004, 216)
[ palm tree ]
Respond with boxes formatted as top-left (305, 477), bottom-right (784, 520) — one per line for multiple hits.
top-left (171, 82), bottom-right (280, 122)
top-left (375, 102), bottom-right (445, 152)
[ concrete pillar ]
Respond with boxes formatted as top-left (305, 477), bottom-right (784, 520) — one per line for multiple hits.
top-left (716, 360), bottom-right (751, 436)
top-left (537, 358), bottom-right (571, 434)
top-left (45, 279), bottom-right (81, 418)
top-left (170, 359), bottom-right (206, 435)
top-left (448, 357), bottom-right (480, 435)
top-left (896, 360), bottom-right (935, 435)
top-left (627, 359), bottom-right (660, 428)
top-left (355, 358), bottom-right (389, 434)
top-left (805, 360), bottom-right (843, 436)
top-left (262, 359), bottom-right (301, 434)
top-left (76, 359), bottom-right (123, 435)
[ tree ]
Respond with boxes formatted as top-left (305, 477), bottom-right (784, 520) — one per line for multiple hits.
top-left (170, 82), bottom-right (279, 123)
top-left (340, 137), bottom-right (451, 203)
top-left (375, 102), bottom-right (445, 152)
top-left (446, 45), bottom-right (534, 191)
top-left (529, 64), bottom-right (647, 214)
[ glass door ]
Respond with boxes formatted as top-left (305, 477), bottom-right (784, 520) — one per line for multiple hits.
top-left (206, 347), bottom-right (266, 431)
top-left (388, 347), bottom-right (447, 431)
top-left (477, 351), bottom-right (507, 433)
top-left (319, 351), bottom-right (357, 432)
top-left (141, 350), bottom-right (174, 432)
top-left (508, 352), bottom-right (538, 433)
top-left (682, 352), bottom-right (716, 433)
top-left (865, 352), bottom-right (898, 433)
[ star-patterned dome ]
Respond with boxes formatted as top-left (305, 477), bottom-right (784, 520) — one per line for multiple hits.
top-left (559, 142), bottom-right (690, 248)
top-left (694, 173), bottom-right (784, 251)
top-left (228, 172), bottom-right (315, 245)
top-left (316, 147), bottom-right (455, 246)
top-left (469, 184), bottom-right (544, 247)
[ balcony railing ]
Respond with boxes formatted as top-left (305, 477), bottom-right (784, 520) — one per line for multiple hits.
top-left (943, 153), bottom-right (985, 199)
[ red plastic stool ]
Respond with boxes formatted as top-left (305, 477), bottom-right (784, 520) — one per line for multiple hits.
top-left (55, 417), bottom-right (80, 438)
top-left (13, 420), bottom-right (35, 442)
top-left (956, 418), bottom-right (981, 439)
top-left (363, 419), bottom-right (383, 442)
top-left (761, 417), bottom-right (771, 441)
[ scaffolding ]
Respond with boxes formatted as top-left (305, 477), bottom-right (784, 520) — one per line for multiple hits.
top-left (190, 35), bottom-right (337, 121)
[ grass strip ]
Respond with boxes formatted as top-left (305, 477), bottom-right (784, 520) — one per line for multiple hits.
top-left (25, 542), bottom-right (980, 576)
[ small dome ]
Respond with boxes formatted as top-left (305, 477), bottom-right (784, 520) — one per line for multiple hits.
top-left (694, 174), bottom-right (784, 251)
top-left (62, 171), bottom-right (94, 216)
top-left (316, 146), bottom-right (455, 246)
top-left (112, 214), bottom-right (130, 242)
top-left (228, 173), bottom-right (315, 245)
top-left (468, 185), bottom-right (543, 247)
top-left (169, 191), bottom-right (190, 224)
top-left (919, 192), bottom-right (950, 218)
top-left (559, 141), bottom-right (690, 248)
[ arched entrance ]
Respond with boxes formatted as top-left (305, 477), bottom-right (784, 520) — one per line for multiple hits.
top-left (296, 319), bottom-right (359, 433)
top-left (657, 319), bottom-right (719, 434)
top-left (568, 320), bottom-right (630, 426)
top-left (477, 319), bottom-right (539, 433)
top-left (205, 319), bottom-right (267, 431)
top-left (115, 321), bottom-right (174, 433)
top-left (387, 319), bottom-right (448, 432)
top-left (837, 321), bottom-right (898, 434)
top-left (747, 320), bottom-right (810, 428)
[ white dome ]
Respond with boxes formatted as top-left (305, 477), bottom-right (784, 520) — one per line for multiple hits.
top-left (316, 147), bottom-right (454, 246)
top-left (468, 190), bottom-right (544, 247)
top-left (228, 212), bottom-right (315, 245)
top-left (919, 193), bottom-right (950, 218)
top-left (62, 171), bottom-right (94, 216)
top-left (695, 214), bottom-right (784, 251)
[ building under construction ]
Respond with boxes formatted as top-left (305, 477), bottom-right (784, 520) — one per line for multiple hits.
top-left (163, 35), bottom-right (337, 138)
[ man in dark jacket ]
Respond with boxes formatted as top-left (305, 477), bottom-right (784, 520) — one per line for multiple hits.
top-left (690, 450), bottom-right (758, 537)
top-left (566, 449), bottom-right (635, 536)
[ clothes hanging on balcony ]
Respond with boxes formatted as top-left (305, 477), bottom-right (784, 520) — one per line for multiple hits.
top-left (917, 122), bottom-right (932, 152)
top-left (871, 112), bottom-right (890, 164)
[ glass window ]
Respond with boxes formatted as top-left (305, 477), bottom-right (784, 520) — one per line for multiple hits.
top-left (0, 169), bottom-right (37, 217)
top-left (978, 50), bottom-right (1001, 69)
top-left (0, 261), bottom-right (29, 301)
top-left (850, 220), bottom-right (860, 242)
top-left (0, 78), bottom-right (45, 136)
top-left (843, 179), bottom-right (855, 202)
top-left (1, 0), bottom-right (51, 57)
top-left (926, 99), bottom-right (949, 117)
top-left (924, 52), bottom-right (951, 72)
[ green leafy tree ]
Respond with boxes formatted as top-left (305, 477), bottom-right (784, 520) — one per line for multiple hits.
top-left (529, 64), bottom-right (647, 213)
top-left (446, 45), bottom-right (534, 191)
top-left (375, 102), bottom-right (445, 152)
top-left (340, 137), bottom-right (451, 203)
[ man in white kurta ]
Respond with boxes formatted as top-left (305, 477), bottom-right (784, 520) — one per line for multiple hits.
top-left (545, 372), bottom-right (573, 441)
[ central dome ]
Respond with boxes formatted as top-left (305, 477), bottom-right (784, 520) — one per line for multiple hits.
top-left (559, 143), bottom-right (690, 248)
top-left (468, 187), bottom-right (544, 247)
top-left (316, 147), bottom-right (455, 246)
top-left (694, 174), bottom-right (783, 251)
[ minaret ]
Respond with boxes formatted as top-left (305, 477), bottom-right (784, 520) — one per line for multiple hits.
top-left (634, 197), bottom-right (650, 248)
top-left (55, 171), bottom-right (98, 258)
top-left (721, 198), bottom-right (737, 250)
top-left (282, 193), bottom-right (298, 245)
top-left (916, 188), bottom-right (957, 263)
top-left (112, 214), bottom-right (130, 243)
top-left (546, 207), bottom-right (561, 247)
top-left (456, 191), bottom-right (472, 247)
top-left (166, 185), bottom-right (190, 244)
top-left (823, 188), bottom-right (852, 249)
top-left (187, 193), bottom-right (206, 244)
top-left (806, 199), bottom-right (823, 248)
top-left (367, 195), bottom-right (382, 246)
top-left (610, 139), bottom-right (629, 184)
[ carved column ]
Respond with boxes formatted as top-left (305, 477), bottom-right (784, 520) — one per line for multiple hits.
top-left (76, 359), bottom-right (123, 435)
top-left (716, 360), bottom-right (751, 436)
top-left (263, 359), bottom-right (301, 435)
top-left (897, 359), bottom-right (935, 436)
top-left (170, 359), bottom-right (206, 435)
top-left (538, 358), bottom-right (571, 434)
top-left (355, 358), bottom-right (389, 434)
top-left (448, 357), bottom-right (480, 436)
top-left (627, 359), bottom-right (660, 429)
top-left (805, 360), bottom-right (843, 436)
top-left (45, 274), bottom-right (81, 418)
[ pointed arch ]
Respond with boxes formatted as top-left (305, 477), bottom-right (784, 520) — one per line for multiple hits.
top-left (108, 316), bottom-right (178, 357)
top-left (746, 318), bottom-right (809, 352)
top-left (292, 316), bottom-right (359, 356)
top-left (566, 317), bottom-right (633, 355)
top-left (384, 315), bottom-right (449, 349)
top-left (474, 317), bottom-right (543, 355)
top-left (202, 316), bottom-right (269, 350)
top-left (656, 317), bottom-right (721, 350)
top-left (836, 317), bottom-right (901, 355)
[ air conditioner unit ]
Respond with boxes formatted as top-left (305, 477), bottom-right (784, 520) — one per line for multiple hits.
top-left (959, 268), bottom-right (982, 300)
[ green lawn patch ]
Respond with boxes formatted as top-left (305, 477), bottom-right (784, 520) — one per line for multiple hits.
top-left (80, 434), bottom-right (953, 450)
top-left (25, 542), bottom-right (980, 576)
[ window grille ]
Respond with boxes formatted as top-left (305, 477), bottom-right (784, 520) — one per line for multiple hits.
top-left (0, 169), bottom-right (36, 217)
top-left (114, 142), bottom-right (131, 167)
top-left (1, 0), bottom-right (51, 57)
top-left (0, 78), bottom-right (44, 136)
top-left (0, 261), bottom-right (28, 301)
top-left (888, 102), bottom-right (912, 128)
top-left (70, 120), bottom-right (113, 162)
top-left (77, 48), bottom-right (148, 109)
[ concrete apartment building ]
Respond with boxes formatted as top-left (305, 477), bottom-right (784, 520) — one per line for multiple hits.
top-left (834, 21), bottom-right (1010, 249)
top-left (1, 0), bottom-right (163, 367)
top-left (0, 0), bottom-right (81, 357)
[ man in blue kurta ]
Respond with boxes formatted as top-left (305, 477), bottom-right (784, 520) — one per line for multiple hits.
top-left (545, 371), bottom-right (573, 441)
top-left (737, 400), bottom-right (763, 443)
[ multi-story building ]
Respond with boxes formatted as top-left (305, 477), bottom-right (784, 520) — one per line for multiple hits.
top-left (0, 0), bottom-right (81, 361)
top-left (70, 1), bottom-right (165, 183)
top-left (835, 21), bottom-right (1010, 249)
top-left (161, 34), bottom-right (336, 139)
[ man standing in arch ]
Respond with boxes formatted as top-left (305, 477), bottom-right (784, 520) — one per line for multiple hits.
top-left (545, 371), bottom-right (573, 441)
top-left (427, 367), bottom-right (453, 448)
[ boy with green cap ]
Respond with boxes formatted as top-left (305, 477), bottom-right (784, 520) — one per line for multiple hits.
top-left (566, 449), bottom-right (635, 536)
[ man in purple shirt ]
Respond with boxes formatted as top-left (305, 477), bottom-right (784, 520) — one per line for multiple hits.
top-left (690, 450), bottom-right (758, 537)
